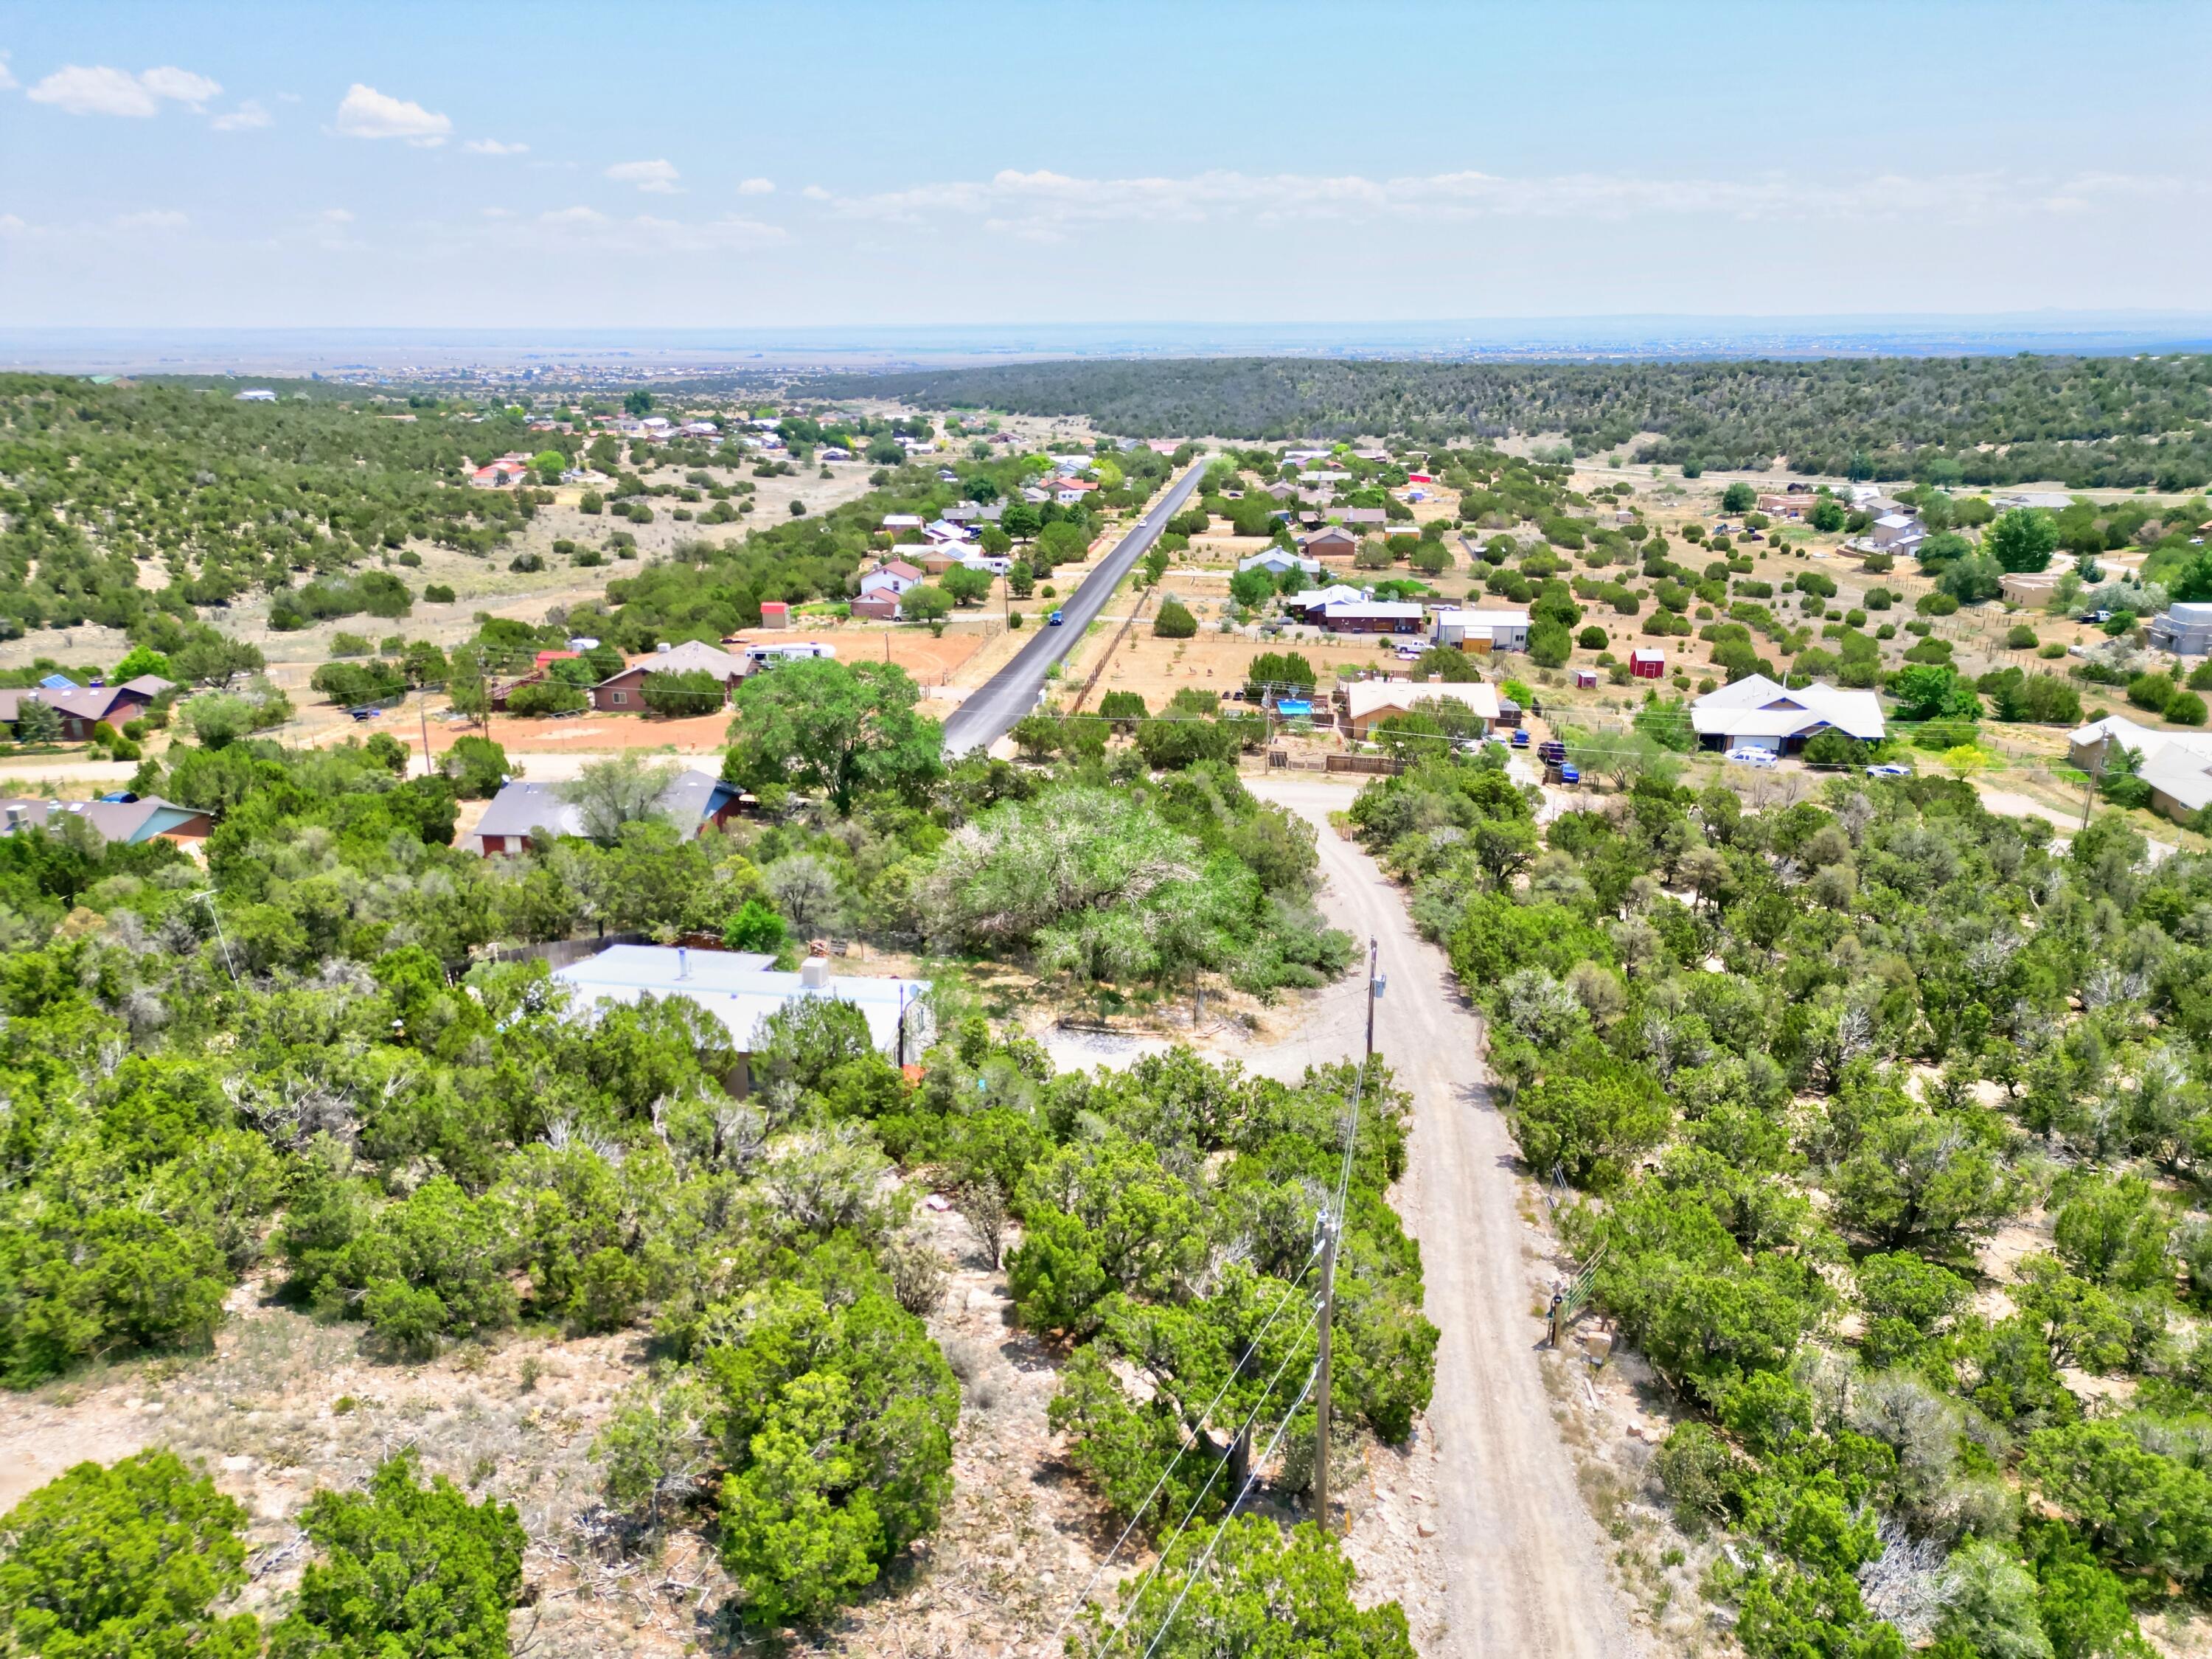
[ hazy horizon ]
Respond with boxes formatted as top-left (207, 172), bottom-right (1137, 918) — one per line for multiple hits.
top-left (10, 311), bottom-right (2212, 378)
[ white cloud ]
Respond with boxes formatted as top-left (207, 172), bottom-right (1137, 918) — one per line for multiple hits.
top-left (333, 83), bottom-right (451, 145)
top-left (803, 164), bottom-right (2203, 239)
top-left (520, 207), bottom-right (784, 252)
top-left (0, 214), bottom-right (31, 238)
top-left (0, 52), bottom-right (15, 92)
top-left (139, 66), bottom-right (220, 107)
top-left (27, 63), bottom-right (223, 117)
top-left (605, 158), bottom-right (681, 194)
top-left (464, 137), bottom-right (528, 155)
top-left (801, 184), bottom-right (832, 201)
top-left (110, 209), bottom-right (189, 234)
top-left (319, 207), bottom-right (355, 224)
top-left (737, 177), bottom-right (775, 195)
top-left (211, 98), bottom-right (271, 132)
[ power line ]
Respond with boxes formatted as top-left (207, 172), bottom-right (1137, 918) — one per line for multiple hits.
top-left (1085, 1300), bottom-right (1325, 1659)
top-left (1050, 1245), bottom-right (1324, 1645)
top-left (1132, 1360), bottom-right (1326, 1659)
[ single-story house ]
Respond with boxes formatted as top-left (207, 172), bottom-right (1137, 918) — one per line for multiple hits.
top-left (552, 942), bottom-right (931, 1096)
top-left (880, 514), bottom-right (923, 532)
top-left (0, 794), bottom-right (213, 846)
top-left (1328, 507), bottom-right (1389, 527)
top-left (941, 501), bottom-right (983, 524)
top-left (1318, 601), bottom-right (1425, 636)
top-left (1690, 675), bottom-right (1885, 754)
top-left (1758, 493), bottom-right (1809, 520)
top-left (0, 675), bottom-right (174, 741)
top-left (2000, 571), bottom-right (2066, 607)
top-left (2068, 714), bottom-right (2212, 821)
top-left (922, 521), bottom-right (974, 545)
top-left (1343, 679), bottom-right (1500, 740)
top-left (467, 768), bottom-right (743, 855)
top-left (1431, 608), bottom-right (1529, 653)
top-left (2148, 603), bottom-right (2212, 656)
top-left (859, 560), bottom-right (925, 599)
top-left (1298, 525), bottom-right (1360, 560)
top-left (1630, 649), bottom-right (1667, 679)
top-left (468, 452), bottom-right (535, 489)
top-left (1053, 484), bottom-right (1094, 507)
top-left (849, 596), bottom-right (901, 621)
top-left (1239, 550), bottom-right (1322, 577)
top-left (1284, 584), bottom-right (1368, 622)
top-left (1994, 491), bottom-right (2075, 512)
top-left (591, 639), bottom-right (748, 713)
top-left (1262, 481), bottom-right (1300, 502)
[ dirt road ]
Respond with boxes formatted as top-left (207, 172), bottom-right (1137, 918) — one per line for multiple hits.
top-left (1248, 776), bottom-right (1641, 1659)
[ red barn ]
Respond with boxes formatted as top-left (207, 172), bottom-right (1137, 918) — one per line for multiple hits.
top-left (1630, 649), bottom-right (1666, 679)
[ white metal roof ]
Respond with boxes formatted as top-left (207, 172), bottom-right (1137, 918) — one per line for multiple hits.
top-left (553, 945), bottom-right (928, 1056)
top-left (1691, 675), bottom-right (1885, 741)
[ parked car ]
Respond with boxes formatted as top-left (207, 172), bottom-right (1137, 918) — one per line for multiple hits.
top-left (1559, 764), bottom-right (1581, 785)
top-left (1511, 728), bottom-right (1530, 748)
top-left (1724, 745), bottom-right (1778, 768)
top-left (347, 706), bottom-right (382, 722)
top-left (1865, 763), bottom-right (1912, 779)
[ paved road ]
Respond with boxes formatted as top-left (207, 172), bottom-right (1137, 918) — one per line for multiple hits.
top-left (939, 464), bottom-right (1206, 754)
top-left (1248, 777), bottom-right (1644, 1659)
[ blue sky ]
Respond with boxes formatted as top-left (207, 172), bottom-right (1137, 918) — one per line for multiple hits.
top-left (2, 0), bottom-right (2208, 327)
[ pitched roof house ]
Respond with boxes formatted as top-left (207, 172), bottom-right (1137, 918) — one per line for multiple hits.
top-left (1343, 680), bottom-right (1500, 739)
top-left (1690, 675), bottom-right (1885, 753)
top-left (0, 795), bottom-right (213, 846)
top-left (2068, 715), bottom-right (2212, 821)
top-left (466, 769), bottom-right (743, 855)
top-left (590, 640), bottom-right (748, 714)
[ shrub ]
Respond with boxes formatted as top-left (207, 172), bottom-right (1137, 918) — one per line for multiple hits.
top-left (506, 680), bottom-right (587, 717)
top-left (271, 1450), bottom-right (524, 1659)
top-left (2169, 691), bottom-right (2209, 726)
top-left (423, 583), bottom-right (456, 603)
top-left (1577, 625), bottom-right (1607, 650)
top-left (439, 735), bottom-right (510, 799)
top-left (1153, 599), bottom-right (1197, 639)
top-left (1917, 591), bottom-right (1960, 616)
top-left (2126, 672), bottom-right (2176, 714)
top-left (0, 1451), bottom-right (260, 1658)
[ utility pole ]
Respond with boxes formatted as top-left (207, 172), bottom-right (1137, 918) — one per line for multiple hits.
top-left (1313, 1203), bottom-right (1338, 1528)
top-left (1319, 936), bottom-right (1382, 1531)
top-left (417, 686), bottom-right (434, 781)
top-left (1365, 933), bottom-right (1380, 1065)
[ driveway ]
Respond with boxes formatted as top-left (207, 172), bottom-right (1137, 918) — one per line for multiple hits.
top-left (1244, 776), bottom-right (1641, 1658)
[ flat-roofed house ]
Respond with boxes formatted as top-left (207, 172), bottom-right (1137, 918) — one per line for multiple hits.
top-left (553, 942), bottom-right (930, 1095)
top-left (1431, 608), bottom-right (1530, 653)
